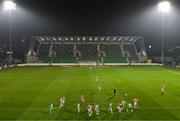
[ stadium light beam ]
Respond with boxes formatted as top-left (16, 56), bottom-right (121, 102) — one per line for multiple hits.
top-left (158, 1), bottom-right (170, 65)
top-left (3, 0), bottom-right (16, 65)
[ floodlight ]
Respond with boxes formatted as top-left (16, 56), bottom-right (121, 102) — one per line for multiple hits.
top-left (149, 45), bottom-right (152, 49)
top-left (4, 1), bottom-right (16, 10)
top-left (158, 1), bottom-right (170, 13)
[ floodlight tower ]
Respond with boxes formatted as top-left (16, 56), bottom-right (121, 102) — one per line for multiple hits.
top-left (3, 0), bottom-right (16, 64)
top-left (158, 1), bottom-right (170, 65)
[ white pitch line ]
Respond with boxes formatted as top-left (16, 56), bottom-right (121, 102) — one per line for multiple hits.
top-left (1, 106), bottom-right (180, 110)
top-left (3, 119), bottom-right (179, 121)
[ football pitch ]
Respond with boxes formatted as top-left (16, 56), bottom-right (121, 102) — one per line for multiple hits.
top-left (0, 66), bottom-right (180, 120)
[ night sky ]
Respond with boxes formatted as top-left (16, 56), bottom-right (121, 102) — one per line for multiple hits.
top-left (0, 0), bottom-right (180, 59)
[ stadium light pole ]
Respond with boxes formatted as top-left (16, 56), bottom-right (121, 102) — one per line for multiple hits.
top-left (158, 1), bottom-right (170, 65)
top-left (3, 0), bottom-right (16, 64)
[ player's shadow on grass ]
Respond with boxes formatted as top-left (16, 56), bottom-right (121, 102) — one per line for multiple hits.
top-left (112, 112), bottom-right (121, 119)
top-left (90, 92), bottom-right (96, 96)
top-left (107, 96), bottom-right (114, 101)
top-left (100, 110), bottom-right (110, 120)
top-left (38, 108), bottom-right (60, 115)
top-left (38, 110), bottom-right (48, 115)
top-left (122, 111), bottom-right (134, 120)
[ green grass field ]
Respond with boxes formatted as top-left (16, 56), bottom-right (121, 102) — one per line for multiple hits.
top-left (0, 66), bottom-right (180, 120)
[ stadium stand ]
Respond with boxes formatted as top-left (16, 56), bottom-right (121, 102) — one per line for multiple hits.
top-left (77, 44), bottom-right (98, 61)
top-left (26, 36), bottom-right (147, 64)
top-left (101, 45), bottom-right (126, 63)
top-left (123, 44), bottom-right (139, 63)
top-left (51, 44), bottom-right (75, 63)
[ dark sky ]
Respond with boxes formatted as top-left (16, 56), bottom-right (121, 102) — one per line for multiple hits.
top-left (0, 0), bottom-right (180, 58)
top-left (15, 0), bottom-right (160, 35)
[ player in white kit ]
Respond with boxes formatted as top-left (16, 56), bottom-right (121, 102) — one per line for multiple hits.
top-left (161, 85), bottom-right (165, 95)
top-left (133, 97), bottom-right (139, 109)
top-left (59, 96), bottom-right (65, 108)
top-left (77, 103), bottom-right (81, 113)
top-left (108, 103), bottom-right (113, 114)
top-left (117, 101), bottom-right (125, 113)
top-left (127, 102), bottom-right (134, 112)
top-left (94, 104), bottom-right (99, 115)
top-left (81, 95), bottom-right (85, 103)
top-left (49, 103), bottom-right (54, 114)
top-left (87, 104), bottom-right (93, 117)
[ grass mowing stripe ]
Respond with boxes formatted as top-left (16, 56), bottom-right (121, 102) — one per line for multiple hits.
top-left (0, 66), bottom-right (180, 120)
top-left (128, 67), bottom-right (178, 120)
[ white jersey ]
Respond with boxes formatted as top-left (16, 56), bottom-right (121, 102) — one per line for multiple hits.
top-left (63, 97), bottom-right (66, 102)
top-left (77, 103), bottom-right (81, 113)
top-left (117, 102), bottom-right (125, 113)
top-left (133, 98), bottom-right (138, 108)
top-left (127, 103), bottom-right (134, 112)
top-left (60, 98), bottom-right (64, 103)
top-left (161, 85), bottom-right (165, 92)
top-left (161, 87), bottom-right (165, 92)
top-left (109, 103), bottom-right (113, 113)
top-left (88, 105), bottom-right (92, 112)
top-left (94, 104), bottom-right (99, 115)
top-left (59, 97), bottom-right (65, 108)
top-left (128, 103), bottom-right (133, 108)
top-left (81, 95), bottom-right (85, 102)
top-left (50, 104), bottom-right (53, 110)
top-left (87, 104), bottom-right (93, 116)
top-left (49, 104), bottom-right (54, 114)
